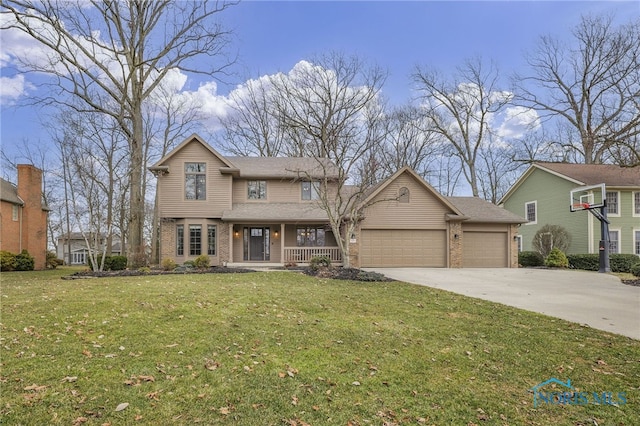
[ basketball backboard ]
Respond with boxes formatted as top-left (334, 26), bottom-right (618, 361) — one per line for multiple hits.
top-left (569, 183), bottom-right (606, 212)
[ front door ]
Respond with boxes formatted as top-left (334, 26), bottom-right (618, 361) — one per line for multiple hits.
top-left (245, 227), bottom-right (270, 261)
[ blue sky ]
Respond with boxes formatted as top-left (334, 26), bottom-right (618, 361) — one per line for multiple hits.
top-left (1, 1), bottom-right (638, 164)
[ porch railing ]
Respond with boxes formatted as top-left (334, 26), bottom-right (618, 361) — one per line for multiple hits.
top-left (283, 247), bottom-right (342, 263)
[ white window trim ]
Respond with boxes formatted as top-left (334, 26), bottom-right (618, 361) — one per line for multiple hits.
top-left (606, 191), bottom-right (620, 217)
top-left (632, 191), bottom-right (640, 217)
top-left (608, 228), bottom-right (621, 254)
top-left (12, 204), bottom-right (19, 221)
top-left (524, 200), bottom-right (537, 225)
top-left (515, 235), bottom-right (523, 252)
top-left (633, 228), bottom-right (640, 256)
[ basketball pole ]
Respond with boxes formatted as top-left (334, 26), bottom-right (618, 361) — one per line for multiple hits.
top-left (597, 204), bottom-right (611, 273)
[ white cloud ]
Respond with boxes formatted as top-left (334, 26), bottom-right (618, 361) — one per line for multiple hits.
top-left (0, 74), bottom-right (32, 105)
top-left (495, 106), bottom-right (541, 139)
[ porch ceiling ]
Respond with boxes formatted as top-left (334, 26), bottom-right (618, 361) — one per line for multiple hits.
top-left (222, 203), bottom-right (329, 222)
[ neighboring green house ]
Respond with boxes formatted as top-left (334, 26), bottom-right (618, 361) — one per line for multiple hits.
top-left (500, 162), bottom-right (640, 256)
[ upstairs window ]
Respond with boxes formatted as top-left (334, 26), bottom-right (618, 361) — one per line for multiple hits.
top-left (248, 180), bottom-right (267, 200)
top-left (185, 163), bottom-right (206, 200)
top-left (634, 192), bottom-right (640, 216)
top-left (398, 187), bottom-right (410, 203)
top-left (606, 191), bottom-right (619, 215)
top-left (525, 201), bottom-right (537, 224)
top-left (301, 181), bottom-right (320, 200)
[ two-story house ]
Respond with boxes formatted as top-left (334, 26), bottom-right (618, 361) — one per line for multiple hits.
top-left (500, 162), bottom-right (640, 256)
top-left (151, 134), bottom-right (526, 268)
top-left (0, 164), bottom-right (49, 269)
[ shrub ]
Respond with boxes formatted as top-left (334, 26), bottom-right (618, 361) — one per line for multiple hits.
top-left (161, 258), bottom-right (177, 271)
top-left (356, 270), bottom-right (387, 282)
top-left (46, 251), bottom-right (63, 269)
top-left (518, 251), bottom-right (544, 267)
top-left (183, 260), bottom-right (195, 268)
top-left (0, 250), bottom-right (16, 271)
top-left (567, 254), bottom-right (599, 271)
top-left (532, 224), bottom-right (571, 258)
top-left (545, 248), bottom-right (568, 268)
top-left (15, 249), bottom-right (35, 271)
top-left (309, 255), bottom-right (332, 271)
top-left (109, 255), bottom-right (128, 271)
top-left (193, 254), bottom-right (211, 269)
top-left (137, 266), bottom-right (151, 274)
top-left (610, 254), bottom-right (640, 273)
top-left (631, 263), bottom-right (640, 277)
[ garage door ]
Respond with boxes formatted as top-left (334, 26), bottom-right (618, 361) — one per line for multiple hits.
top-left (463, 232), bottom-right (508, 267)
top-left (360, 229), bottom-right (447, 267)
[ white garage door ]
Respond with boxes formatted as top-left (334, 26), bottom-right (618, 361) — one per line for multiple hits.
top-left (361, 229), bottom-right (447, 267)
top-left (463, 231), bottom-right (508, 267)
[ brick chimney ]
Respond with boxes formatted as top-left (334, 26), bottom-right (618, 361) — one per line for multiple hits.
top-left (17, 164), bottom-right (48, 269)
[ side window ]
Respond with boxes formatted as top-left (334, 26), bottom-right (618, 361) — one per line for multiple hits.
top-left (248, 180), bottom-right (267, 200)
top-left (606, 191), bottom-right (619, 215)
top-left (12, 205), bottom-right (19, 221)
top-left (185, 163), bottom-right (206, 200)
top-left (207, 225), bottom-right (216, 256)
top-left (633, 192), bottom-right (640, 216)
top-left (176, 225), bottom-right (184, 256)
top-left (608, 230), bottom-right (619, 254)
top-left (525, 201), bottom-right (537, 224)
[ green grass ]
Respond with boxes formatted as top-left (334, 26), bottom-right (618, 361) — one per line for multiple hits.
top-left (1, 268), bottom-right (639, 425)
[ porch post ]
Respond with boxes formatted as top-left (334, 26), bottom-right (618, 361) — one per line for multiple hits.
top-left (280, 223), bottom-right (285, 264)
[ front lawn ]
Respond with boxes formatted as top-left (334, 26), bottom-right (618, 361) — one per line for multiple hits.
top-left (1, 268), bottom-right (638, 425)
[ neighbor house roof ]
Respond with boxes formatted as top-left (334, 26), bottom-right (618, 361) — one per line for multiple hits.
top-left (227, 157), bottom-right (340, 180)
top-left (222, 203), bottom-right (329, 222)
top-left (499, 162), bottom-right (640, 204)
top-left (535, 162), bottom-right (640, 187)
top-left (446, 196), bottom-right (527, 224)
top-left (0, 178), bottom-right (23, 205)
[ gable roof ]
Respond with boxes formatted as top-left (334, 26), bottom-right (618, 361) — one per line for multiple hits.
top-left (149, 133), bottom-right (237, 171)
top-left (499, 162), bottom-right (640, 204)
top-left (360, 166), bottom-right (464, 216)
top-left (0, 178), bottom-right (23, 205)
top-left (446, 196), bottom-right (527, 224)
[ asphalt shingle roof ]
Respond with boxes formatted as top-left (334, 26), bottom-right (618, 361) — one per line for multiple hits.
top-left (227, 157), bottom-right (340, 179)
top-left (0, 178), bottom-right (23, 205)
top-left (536, 162), bottom-right (640, 187)
top-left (447, 196), bottom-right (527, 223)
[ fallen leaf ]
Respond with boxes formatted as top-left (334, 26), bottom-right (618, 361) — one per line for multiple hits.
top-left (596, 359), bottom-right (607, 365)
top-left (115, 402), bottom-right (129, 412)
top-left (61, 376), bottom-right (78, 383)
top-left (291, 395), bottom-right (299, 406)
top-left (82, 349), bottom-right (92, 358)
top-left (352, 381), bottom-right (361, 386)
top-left (138, 375), bottom-right (155, 382)
top-left (72, 417), bottom-right (88, 425)
top-left (134, 415), bottom-right (143, 421)
top-left (24, 384), bottom-right (47, 391)
top-left (219, 406), bottom-right (231, 415)
top-left (204, 359), bottom-right (220, 371)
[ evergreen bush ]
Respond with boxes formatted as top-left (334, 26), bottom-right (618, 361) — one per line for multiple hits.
top-left (0, 250), bottom-right (16, 271)
top-left (193, 254), bottom-right (211, 269)
top-left (15, 250), bottom-right (35, 271)
top-left (545, 248), bottom-right (568, 268)
top-left (309, 255), bottom-right (332, 271)
top-left (631, 263), bottom-right (640, 277)
top-left (518, 251), bottom-right (544, 267)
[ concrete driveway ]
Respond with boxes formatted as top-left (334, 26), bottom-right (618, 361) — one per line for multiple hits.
top-left (366, 268), bottom-right (640, 340)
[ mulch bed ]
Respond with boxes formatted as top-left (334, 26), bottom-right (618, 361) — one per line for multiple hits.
top-left (62, 266), bottom-right (392, 282)
top-left (622, 278), bottom-right (640, 287)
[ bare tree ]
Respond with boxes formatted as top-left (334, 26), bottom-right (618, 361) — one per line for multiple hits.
top-left (413, 57), bottom-right (512, 197)
top-left (513, 14), bottom-right (640, 164)
top-left (269, 53), bottom-right (388, 267)
top-left (217, 76), bottom-right (288, 156)
top-left (2, 0), bottom-right (237, 266)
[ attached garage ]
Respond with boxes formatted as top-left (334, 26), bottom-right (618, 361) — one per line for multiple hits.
top-left (463, 231), bottom-right (508, 267)
top-left (360, 229), bottom-right (447, 267)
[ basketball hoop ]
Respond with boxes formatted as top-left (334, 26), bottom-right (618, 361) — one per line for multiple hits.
top-left (572, 202), bottom-right (591, 211)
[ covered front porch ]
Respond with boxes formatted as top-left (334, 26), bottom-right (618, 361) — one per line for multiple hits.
top-left (229, 223), bottom-right (342, 265)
